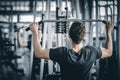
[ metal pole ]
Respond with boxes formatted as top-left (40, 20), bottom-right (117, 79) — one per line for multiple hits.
top-left (95, 0), bottom-right (100, 80)
top-left (76, 0), bottom-right (80, 18)
top-left (90, 24), bottom-right (96, 46)
top-left (112, 0), bottom-right (115, 23)
top-left (29, 0), bottom-right (37, 80)
top-left (8, 6), bottom-right (13, 48)
top-left (64, 0), bottom-right (69, 48)
top-left (42, 0), bottom-right (44, 13)
top-left (117, 0), bottom-right (120, 80)
top-left (56, 0), bottom-right (62, 73)
top-left (95, 0), bottom-right (99, 47)
top-left (40, 0), bottom-right (46, 80)
top-left (46, 0), bottom-right (53, 75)
top-left (41, 19), bottom-right (103, 22)
top-left (84, 0), bottom-right (91, 46)
top-left (87, 0), bottom-right (94, 46)
top-left (33, 0), bottom-right (37, 22)
top-left (66, 0), bottom-right (68, 7)
top-left (71, 0), bottom-right (77, 18)
top-left (106, 0), bottom-right (109, 21)
top-left (65, 0), bottom-right (68, 19)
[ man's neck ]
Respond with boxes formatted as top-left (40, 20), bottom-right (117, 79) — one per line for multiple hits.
top-left (72, 42), bottom-right (83, 53)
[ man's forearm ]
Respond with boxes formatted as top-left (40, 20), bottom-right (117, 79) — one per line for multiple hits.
top-left (106, 31), bottom-right (112, 53)
top-left (33, 34), bottom-right (42, 57)
top-left (101, 22), bottom-right (114, 58)
top-left (17, 32), bottom-right (21, 46)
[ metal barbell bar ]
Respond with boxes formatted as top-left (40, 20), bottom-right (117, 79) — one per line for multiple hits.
top-left (39, 19), bottom-right (103, 23)
top-left (39, 19), bottom-right (117, 30)
top-left (39, 19), bottom-right (117, 29)
top-left (25, 19), bottom-right (117, 31)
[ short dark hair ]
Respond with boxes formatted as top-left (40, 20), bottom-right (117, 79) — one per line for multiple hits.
top-left (69, 22), bottom-right (86, 44)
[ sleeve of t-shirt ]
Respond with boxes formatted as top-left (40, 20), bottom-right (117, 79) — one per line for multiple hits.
top-left (49, 47), bottom-right (66, 63)
top-left (93, 47), bottom-right (102, 59)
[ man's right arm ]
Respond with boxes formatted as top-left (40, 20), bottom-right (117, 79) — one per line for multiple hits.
top-left (17, 29), bottom-right (28, 47)
top-left (101, 21), bottom-right (114, 58)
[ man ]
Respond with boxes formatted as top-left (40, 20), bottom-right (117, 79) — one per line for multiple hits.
top-left (17, 29), bottom-right (32, 48)
top-left (17, 29), bottom-right (41, 80)
top-left (29, 21), bottom-right (114, 80)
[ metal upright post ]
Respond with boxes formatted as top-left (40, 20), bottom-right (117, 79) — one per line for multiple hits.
top-left (85, 0), bottom-right (91, 46)
top-left (64, 0), bottom-right (69, 48)
top-left (95, 0), bottom-right (100, 80)
top-left (56, 0), bottom-right (62, 73)
top-left (71, 0), bottom-right (76, 18)
top-left (65, 0), bottom-right (68, 19)
top-left (88, 0), bottom-right (94, 46)
top-left (46, 0), bottom-right (54, 75)
top-left (40, 0), bottom-right (48, 80)
top-left (29, 0), bottom-right (37, 80)
top-left (95, 0), bottom-right (99, 47)
top-left (112, 0), bottom-right (115, 23)
top-left (76, 0), bottom-right (80, 18)
top-left (117, 0), bottom-right (120, 80)
top-left (8, 6), bottom-right (14, 50)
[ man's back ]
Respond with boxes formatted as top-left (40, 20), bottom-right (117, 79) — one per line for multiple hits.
top-left (49, 46), bottom-right (102, 80)
top-left (29, 21), bottom-right (114, 80)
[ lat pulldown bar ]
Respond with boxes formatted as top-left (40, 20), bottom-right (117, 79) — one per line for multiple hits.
top-left (39, 19), bottom-right (103, 22)
top-left (26, 19), bottom-right (117, 31)
top-left (39, 19), bottom-right (117, 29)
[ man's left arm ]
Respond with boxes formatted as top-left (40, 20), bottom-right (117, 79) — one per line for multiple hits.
top-left (30, 22), bottom-right (50, 59)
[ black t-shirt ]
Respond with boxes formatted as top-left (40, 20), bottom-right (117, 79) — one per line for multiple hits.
top-left (49, 45), bottom-right (102, 80)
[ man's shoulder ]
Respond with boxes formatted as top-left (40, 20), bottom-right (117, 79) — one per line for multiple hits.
top-left (50, 47), bottom-right (68, 53)
top-left (52, 47), bottom-right (67, 50)
top-left (83, 45), bottom-right (100, 52)
top-left (84, 45), bottom-right (97, 49)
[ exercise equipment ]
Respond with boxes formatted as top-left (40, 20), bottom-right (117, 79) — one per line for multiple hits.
top-left (0, 0), bottom-right (119, 80)
top-left (29, 0), bottom-right (41, 80)
top-left (25, 19), bottom-right (117, 32)
top-left (14, 26), bottom-right (26, 32)
top-left (0, 34), bottom-right (24, 80)
top-left (32, 1), bottom-right (117, 80)
top-left (40, 19), bottom-right (106, 22)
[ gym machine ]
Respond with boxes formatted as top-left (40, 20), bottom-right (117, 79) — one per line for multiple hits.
top-left (24, 1), bottom-right (118, 80)
top-left (0, 27), bottom-right (24, 80)
top-left (24, 1), bottom-right (117, 80)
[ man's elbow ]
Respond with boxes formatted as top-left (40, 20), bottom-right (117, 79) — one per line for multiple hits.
top-left (18, 43), bottom-right (22, 47)
top-left (34, 52), bottom-right (40, 58)
top-left (18, 42), bottom-right (25, 47)
top-left (108, 50), bottom-right (113, 57)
